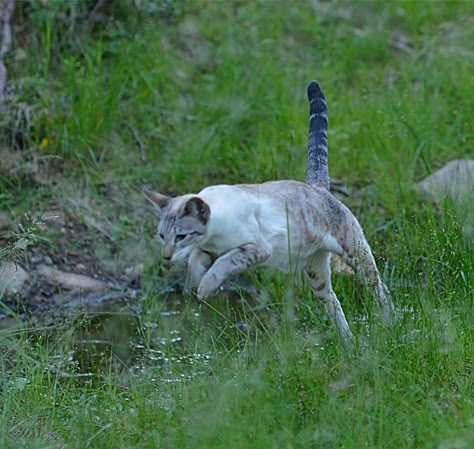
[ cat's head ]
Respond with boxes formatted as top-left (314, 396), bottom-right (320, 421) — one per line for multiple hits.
top-left (144, 189), bottom-right (210, 263)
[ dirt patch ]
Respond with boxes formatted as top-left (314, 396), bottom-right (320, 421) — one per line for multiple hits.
top-left (0, 194), bottom-right (154, 324)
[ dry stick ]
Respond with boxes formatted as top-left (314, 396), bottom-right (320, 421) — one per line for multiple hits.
top-left (0, 0), bottom-right (14, 108)
top-left (81, 0), bottom-right (106, 38)
top-left (129, 125), bottom-right (147, 162)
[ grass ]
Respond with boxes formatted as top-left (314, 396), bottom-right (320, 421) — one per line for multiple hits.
top-left (1, 1), bottom-right (474, 448)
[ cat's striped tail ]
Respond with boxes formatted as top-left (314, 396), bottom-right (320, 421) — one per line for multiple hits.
top-left (306, 80), bottom-right (329, 190)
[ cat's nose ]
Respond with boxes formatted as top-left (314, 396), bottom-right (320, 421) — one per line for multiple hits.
top-left (162, 247), bottom-right (173, 260)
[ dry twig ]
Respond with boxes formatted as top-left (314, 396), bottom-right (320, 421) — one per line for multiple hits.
top-left (129, 125), bottom-right (147, 162)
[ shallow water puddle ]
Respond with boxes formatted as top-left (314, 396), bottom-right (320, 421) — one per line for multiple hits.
top-left (77, 310), bottom-right (199, 379)
top-left (14, 292), bottom-right (211, 385)
top-left (39, 288), bottom-right (260, 384)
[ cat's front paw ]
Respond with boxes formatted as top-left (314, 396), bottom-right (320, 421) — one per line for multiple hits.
top-left (182, 283), bottom-right (194, 296)
top-left (197, 272), bottom-right (222, 300)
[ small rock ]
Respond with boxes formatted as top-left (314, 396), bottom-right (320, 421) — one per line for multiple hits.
top-left (418, 159), bottom-right (474, 238)
top-left (29, 255), bottom-right (44, 265)
top-left (418, 159), bottom-right (474, 203)
top-left (0, 213), bottom-right (10, 230)
top-left (124, 263), bottom-right (145, 280)
top-left (43, 212), bottom-right (66, 227)
top-left (0, 262), bottom-right (29, 294)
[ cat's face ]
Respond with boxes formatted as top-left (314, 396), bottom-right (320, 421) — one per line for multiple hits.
top-left (144, 190), bottom-right (210, 263)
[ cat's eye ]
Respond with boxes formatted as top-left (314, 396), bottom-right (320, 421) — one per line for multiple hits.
top-left (158, 233), bottom-right (165, 240)
top-left (175, 234), bottom-right (187, 242)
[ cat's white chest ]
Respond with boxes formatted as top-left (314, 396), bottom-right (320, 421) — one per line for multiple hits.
top-left (197, 186), bottom-right (264, 254)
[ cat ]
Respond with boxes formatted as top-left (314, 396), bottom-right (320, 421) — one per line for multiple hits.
top-left (144, 81), bottom-right (395, 343)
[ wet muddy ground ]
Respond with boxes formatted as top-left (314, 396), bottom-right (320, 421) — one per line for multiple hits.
top-left (0, 197), bottom-right (149, 318)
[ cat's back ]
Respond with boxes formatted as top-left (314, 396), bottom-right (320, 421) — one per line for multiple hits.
top-left (239, 179), bottom-right (326, 202)
top-left (198, 179), bottom-right (339, 232)
top-left (197, 180), bottom-right (350, 265)
top-left (199, 180), bottom-right (327, 204)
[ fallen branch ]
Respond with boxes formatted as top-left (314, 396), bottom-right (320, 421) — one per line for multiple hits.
top-left (0, 0), bottom-right (14, 107)
top-left (36, 264), bottom-right (109, 292)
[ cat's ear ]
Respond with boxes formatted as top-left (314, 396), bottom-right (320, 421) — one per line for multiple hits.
top-left (183, 197), bottom-right (210, 224)
top-left (144, 189), bottom-right (170, 211)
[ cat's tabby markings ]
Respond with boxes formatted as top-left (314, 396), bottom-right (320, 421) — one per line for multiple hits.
top-left (145, 81), bottom-right (394, 344)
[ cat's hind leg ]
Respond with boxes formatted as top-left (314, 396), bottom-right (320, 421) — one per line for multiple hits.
top-left (337, 223), bottom-right (395, 322)
top-left (307, 252), bottom-right (354, 344)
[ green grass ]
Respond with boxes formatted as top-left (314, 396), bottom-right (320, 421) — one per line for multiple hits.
top-left (1, 1), bottom-right (474, 448)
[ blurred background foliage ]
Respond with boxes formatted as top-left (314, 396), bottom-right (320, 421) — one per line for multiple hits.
top-left (2, 0), bottom-right (472, 197)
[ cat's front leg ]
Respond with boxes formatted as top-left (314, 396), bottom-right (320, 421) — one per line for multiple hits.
top-left (184, 249), bottom-right (213, 294)
top-left (197, 242), bottom-right (270, 300)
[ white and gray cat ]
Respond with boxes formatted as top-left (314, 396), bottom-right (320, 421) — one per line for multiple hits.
top-left (145, 81), bottom-right (394, 343)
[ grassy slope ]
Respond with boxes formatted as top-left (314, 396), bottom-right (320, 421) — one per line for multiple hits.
top-left (1, 1), bottom-right (474, 448)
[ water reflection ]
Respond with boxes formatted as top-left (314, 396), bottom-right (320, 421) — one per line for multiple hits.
top-left (57, 290), bottom-right (258, 384)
